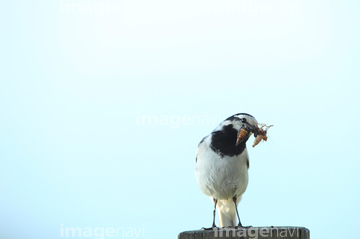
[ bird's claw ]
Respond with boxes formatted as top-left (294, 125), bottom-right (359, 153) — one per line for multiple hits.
top-left (201, 226), bottom-right (218, 230)
top-left (234, 225), bottom-right (252, 229)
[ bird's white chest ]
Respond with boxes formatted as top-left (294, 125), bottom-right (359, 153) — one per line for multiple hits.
top-left (195, 137), bottom-right (249, 200)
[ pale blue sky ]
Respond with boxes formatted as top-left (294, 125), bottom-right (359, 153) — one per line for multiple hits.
top-left (1, 1), bottom-right (359, 239)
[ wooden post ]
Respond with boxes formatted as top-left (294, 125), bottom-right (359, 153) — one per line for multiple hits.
top-left (178, 227), bottom-right (309, 239)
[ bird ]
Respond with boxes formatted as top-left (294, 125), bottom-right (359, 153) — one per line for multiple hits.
top-left (195, 113), bottom-right (258, 228)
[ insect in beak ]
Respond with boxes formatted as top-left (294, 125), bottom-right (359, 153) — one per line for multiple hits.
top-left (252, 124), bottom-right (273, 147)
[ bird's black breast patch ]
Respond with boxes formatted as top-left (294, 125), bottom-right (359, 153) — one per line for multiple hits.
top-left (210, 124), bottom-right (247, 157)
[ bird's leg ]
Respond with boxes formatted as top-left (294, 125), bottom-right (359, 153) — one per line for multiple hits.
top-left (232, 197), bottom-right (252, 229)
top-left (233, 196), bottom-right (243, 227)
top-left (201, 198), bottom-right (218, 230)
top-left (212, 198), bottom-right (218, 228)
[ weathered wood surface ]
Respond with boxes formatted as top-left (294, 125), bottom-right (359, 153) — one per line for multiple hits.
top-left (178, 227), bottom-right (309, 239)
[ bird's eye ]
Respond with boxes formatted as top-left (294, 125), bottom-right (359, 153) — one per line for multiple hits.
top-left (241, 118), bottom-right (247, 123)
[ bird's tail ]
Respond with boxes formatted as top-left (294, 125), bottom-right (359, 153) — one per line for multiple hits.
top-left (216, 198), bottom-right (239, 227)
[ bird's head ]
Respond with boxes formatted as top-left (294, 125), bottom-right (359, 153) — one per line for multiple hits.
top-left (224, 113), bottom-right (258, 146)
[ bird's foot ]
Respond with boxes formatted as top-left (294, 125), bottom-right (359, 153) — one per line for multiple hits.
top-left (201, 225), bottom-right (218, 230)
top-left (234, 225), bottom-right (252, 229)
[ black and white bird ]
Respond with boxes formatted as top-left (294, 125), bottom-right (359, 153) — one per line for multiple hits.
top-left (195, 113), bottom-right (258, 228)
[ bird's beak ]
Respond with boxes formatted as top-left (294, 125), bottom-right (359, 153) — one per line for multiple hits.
top-left (235, 127), bottom-right (251, 146)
